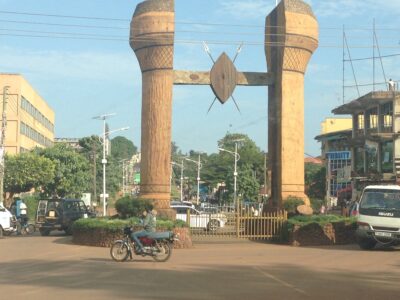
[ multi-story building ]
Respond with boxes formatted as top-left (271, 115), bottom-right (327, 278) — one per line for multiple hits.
top-left (331, 91), bottom-right (399, 198)
top-left (0, 74), bottom-right (55, 154)
top-left (315, 118), bottom-right (352, 206)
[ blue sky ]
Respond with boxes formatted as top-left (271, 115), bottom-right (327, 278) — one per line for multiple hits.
top-left (1, 0), bottom-right (400, 157)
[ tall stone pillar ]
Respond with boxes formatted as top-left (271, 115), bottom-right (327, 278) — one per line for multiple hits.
top-left (130, 0), bottom-right (175, 216)
top-left (265, 0), bottom-right (318, 206)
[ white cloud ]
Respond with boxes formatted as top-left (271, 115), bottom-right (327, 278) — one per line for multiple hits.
top-left (0, 46), bottom-right (140, 87)
top-left (218, 0), bottom-right (274, 20)
top-left (314, 0), bottom-right (400, 18)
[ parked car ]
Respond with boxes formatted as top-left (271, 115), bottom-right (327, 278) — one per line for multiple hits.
top-left (356, 185), bottom-right (400, 250)
top-left (36, 199), bottom-right (94, 236)
top-left (0, 203), bottom-right (16, 237)
top-left (171, 204), bottom-right (227, 231)
top-left (170, 200), bottom-right (194, 208)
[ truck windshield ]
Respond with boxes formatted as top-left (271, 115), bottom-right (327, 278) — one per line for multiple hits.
top-left (360, 189), bottom-right (400, 210)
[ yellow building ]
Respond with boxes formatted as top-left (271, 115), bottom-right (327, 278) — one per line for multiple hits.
top-left (320, 118), bottom-right (352, 135)
top-left (0, 74), bottom-right (55, 154)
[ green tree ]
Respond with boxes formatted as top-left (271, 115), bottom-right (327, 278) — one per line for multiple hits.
top-left (225, 163), bottom-right (260, 203)
top-left (305, 163), bottom-right (326, 199)
top-left (36, 143), bottom-right (90, 198)
top-left (111, 136), bottom-right (137, 161)
top-left (4, 152), bottom-right (55, 206)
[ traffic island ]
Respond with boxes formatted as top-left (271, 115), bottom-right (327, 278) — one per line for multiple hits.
top-left (71, 218), bottom-right (192, 249)
top-left (285, 215), bottom-right (357, 246)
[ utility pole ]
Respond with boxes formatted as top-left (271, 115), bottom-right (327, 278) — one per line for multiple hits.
top-left (92, 142), bottom-right (97, 207)
top-left (0, 86), bottom-right (9, 205)
top-left (185, 154), bottom-right (203, 205)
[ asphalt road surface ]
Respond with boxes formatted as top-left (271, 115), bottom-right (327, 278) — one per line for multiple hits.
top-left (1, 234), bottom-right (400, 300)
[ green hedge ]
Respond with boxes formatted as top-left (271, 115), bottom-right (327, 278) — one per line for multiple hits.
top-left (287, 214), bottom-right (357, 230)
top-left (72, 217), bottom-right (187, 232)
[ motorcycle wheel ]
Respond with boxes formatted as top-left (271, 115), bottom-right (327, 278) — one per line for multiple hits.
top-left (27, 224), bottom-right (36, 235)
top-left (152, 241), bottom-right (172, 262)
top-left (110, 241), bottom-right (129, 262)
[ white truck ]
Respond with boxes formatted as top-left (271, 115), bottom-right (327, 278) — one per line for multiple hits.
top-left (356, 185), bottom-right (400, 249)
top-left (0, 203), bottom-right (16, 237)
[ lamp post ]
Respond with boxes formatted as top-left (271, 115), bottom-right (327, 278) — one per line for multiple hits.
top-left (218, 140), bottom-right (243, 211)
top-left (185, 154), bottom-right (202, 206)
top-left (120, 159), bottom-right (129, 196)
top-left (93, 113), bottom-right (129, 216)
top-left (172, 160), bottom-right (184, 201)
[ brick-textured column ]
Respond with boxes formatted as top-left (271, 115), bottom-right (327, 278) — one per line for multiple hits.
top-left (265, 0), bottom-right (319, 206)
top-left (130, 0), bottom-right (175, 217)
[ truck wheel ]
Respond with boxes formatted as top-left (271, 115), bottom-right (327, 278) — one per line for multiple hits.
top-left (357, 238), bottom-right (377, 250)
top-left (39, 228), bottom-right (50, 236)
top-left (0, 226), bottom-right (4, 239)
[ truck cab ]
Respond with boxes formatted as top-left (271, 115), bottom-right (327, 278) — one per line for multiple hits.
top-left (356, 185), bottom-right (400, 249)
top-left (0, 203), bottom-right (16, 237)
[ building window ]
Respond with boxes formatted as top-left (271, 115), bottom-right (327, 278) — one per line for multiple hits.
top-left (381, 102), bottom-right (393, 132)
top-left (21, 96), bottom-right (54, 133)
top-left (355, 113), bottom-right (364, 136)
top-left (366, 144), bottom-right (378, 173)
top-left (381, 141), bottom-right (394, 173)
top-left (355, 147), bottom-right (364, 174)
top-left (366, 107), bottom-right (378, 131)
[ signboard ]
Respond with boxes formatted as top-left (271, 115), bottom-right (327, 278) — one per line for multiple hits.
top-left (326, 151), bottom-right (351, 160)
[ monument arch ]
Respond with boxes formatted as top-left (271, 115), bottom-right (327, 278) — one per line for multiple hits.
top-left (130, 0), bottom-right (318, 216)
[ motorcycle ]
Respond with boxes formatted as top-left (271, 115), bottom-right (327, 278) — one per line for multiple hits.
top-left (110, 226), bottom-right (178, 262)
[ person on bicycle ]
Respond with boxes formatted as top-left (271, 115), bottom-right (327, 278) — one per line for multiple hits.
top-left (131, 205), bottom-right (157, 253)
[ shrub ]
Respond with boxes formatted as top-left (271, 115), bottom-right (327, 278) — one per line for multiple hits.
top-left (72, 217), bottom-right (187, 232)
top-left (21, 194), bottom-right (40, 221)
top-left (283, 196), bottom-right (304, 214)
top-left (310, 198), bottom-right (325, 213)
top-left (115, 196), bottom-right (152, 219)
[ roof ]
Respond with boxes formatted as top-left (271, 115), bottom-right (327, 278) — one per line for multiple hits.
top-left (315, 129), bottom-right (352, 141)
top-left (304, 157), bottom-right (323, 164)
top-left (364, 185), bottom-right (400, 190)
top-left (332, 91), bottom-right (398, 115)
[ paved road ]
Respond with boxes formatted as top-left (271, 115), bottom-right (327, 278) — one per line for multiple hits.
top-left (1, 234), bottom-right (400, 300)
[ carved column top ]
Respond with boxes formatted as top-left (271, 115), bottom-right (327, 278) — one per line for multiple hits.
top-left (134, 0), bottom-right (174, 17)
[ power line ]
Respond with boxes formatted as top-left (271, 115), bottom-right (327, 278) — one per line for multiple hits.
top-left (344, 53), bottom-right (400, 62)
top-left (0, 19), bottom-right (127, 30)
top-left (2, 31), bottom-right (400, 49)
top-left (2, 9), bottom-right (400, 32)
top-left (0, 10), bottom-right (128, 22)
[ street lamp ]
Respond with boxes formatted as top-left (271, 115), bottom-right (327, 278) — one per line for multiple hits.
top-left (185, 154), bottom-right (203, 206)
top-left (93, 113), bottom-right (129, 216)
top-left (171, 160), bottom-right (184, 201)
top-left (218, 139), bottom-right (244, 211)
top-left (120, 158), bottom-right (130, 196)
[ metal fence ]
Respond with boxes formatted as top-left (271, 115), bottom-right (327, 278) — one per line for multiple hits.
top-left (184, 205), bottom-right (287, 240)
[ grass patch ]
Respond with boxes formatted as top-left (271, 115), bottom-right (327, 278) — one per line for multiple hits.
top-left (287, 214), bottom-right (357, 230)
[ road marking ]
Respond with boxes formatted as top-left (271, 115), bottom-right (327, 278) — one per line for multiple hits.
top-left (253, 266), bottom-right (308, 296)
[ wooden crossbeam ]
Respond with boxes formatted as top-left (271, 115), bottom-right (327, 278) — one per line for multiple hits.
top-left (173, 70), bottom-right (274, 86)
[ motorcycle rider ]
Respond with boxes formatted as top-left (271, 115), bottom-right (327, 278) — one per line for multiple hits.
top-left (131, 205), bottom-right (157, 253)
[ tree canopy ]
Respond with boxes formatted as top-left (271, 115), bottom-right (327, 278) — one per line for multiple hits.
top-left (4, 152), bottom-right (55, 206)
top-left (36, 143), bottom-right (91, 198)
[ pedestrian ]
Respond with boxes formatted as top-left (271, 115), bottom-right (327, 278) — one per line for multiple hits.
top-left (388, 78), bottom-right (395, 91)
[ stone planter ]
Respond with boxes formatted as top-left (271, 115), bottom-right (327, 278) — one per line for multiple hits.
top-left (289, 221), bottom-right (356, 246)
top-left (72, 226), bottom-right (192, 249)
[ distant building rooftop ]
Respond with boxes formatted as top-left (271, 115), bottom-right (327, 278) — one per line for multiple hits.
top-left (332, 91), bottom-right (399, 115)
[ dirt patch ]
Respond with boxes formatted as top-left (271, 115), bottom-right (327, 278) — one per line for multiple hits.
top-left (289, 222), bottom-right (356, 246)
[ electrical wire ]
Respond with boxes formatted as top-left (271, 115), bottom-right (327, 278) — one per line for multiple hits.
top-left (2, 9), bottom-right (400, 32)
